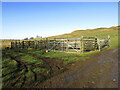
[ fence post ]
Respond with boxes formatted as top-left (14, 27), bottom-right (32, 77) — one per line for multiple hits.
top-left (54, 38), bottom-right (56, 52)
top-left (28, 41), bottom-right (30, 48)
top-left (26, 41), bottom-right (28, 48)
top-left (22, 41), bottom-right (24, 48)
top-left (15, 41), bottom-right (17, 48)
top-left (18, 41), bottom-right (21, 48)
top-left (47, 39), bottom-right (49, 50)
top-left (66, 39), bottom-right (69, 52)
top-left (37, 41), bottom-right (39, 49)
top-left (62, 40), bottom-right (64, 52)
top-left (46, 38), bottom-right (48, 51)
top-left (98, 39), bottom-right (101, 51)
top-left (95, 37), bottom-right (97, 50)
top-left (75, 40), bottom-right (76, 49)
top-left (35, 40), bottom-right (37, 49)
top-left (81, 36), bottom-right (84, 53)
top-left (80, 39), bottom-right (81, 53)
top-left (63, 40), bottom-right (64, 52)
top-left (11, 42), bottom-right (14, 49)
top-left (108, 35), bottom-right (110, 47)
top-left (33, 41), bottom-right (35, 49)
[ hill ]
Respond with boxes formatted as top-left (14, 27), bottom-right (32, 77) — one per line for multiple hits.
top-left (2, 26), bottom-right (119, 49)
top-left (45, 26), bottom-right (118, 49)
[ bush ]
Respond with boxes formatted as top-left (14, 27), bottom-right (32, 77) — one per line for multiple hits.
top-left (24, 38), bottom-right (28, 40)
top-left (30, 37), bottom-right (34, 39)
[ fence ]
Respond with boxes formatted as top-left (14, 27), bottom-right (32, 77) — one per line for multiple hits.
top-left (10, 35), bottom-right (110, 53)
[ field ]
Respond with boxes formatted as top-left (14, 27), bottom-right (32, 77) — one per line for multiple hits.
top-left (2, 48), bottom-right (92, 88)
top-left (1, 26), bottom-right (119, 88)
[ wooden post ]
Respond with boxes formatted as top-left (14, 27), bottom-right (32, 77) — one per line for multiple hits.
top-left (80, 39), bottom-right (81, 53)
top-left (62, 40), bottom-right (64, 52)
top-left (54, 38), bottom-right (55, 52)
top-left (25, 41), bottom-right (28, 48)
top-left (35, 40), bottom-right (37, 49)
top-left (108, 35), bottom-right (110, 47)
top-left (98, 39), bottom-right (101, 51)
top-left (75, 40), bottom-right (76, 49)
top-left (28, 41), bottom-right (30, 48)
top-left (95, 38), bottom-right (97, 50)
top-left (22, 41), bottom-right (24, 48)
top-left (18, 41), bottom-right (21, 48)
top-left (11, 42), bottom-right (14, 49)
top-left (39, 40), bottom-right (41, 49)
top-left (33, 41), bottom-right (35, 49)
top-left (63, 41), bottom-right (64, 52)
top-left (66, 39), bottom-right (68, 52)
top-left (37, 41), bottom-right (39, 49)
top-left (81, 36), bottom-right (84, 53)
top-left (46, 38), bottom-right (48, 51)
top-left (47, 39), bottom-right (49, 50)
top-left (15, 41), bottom-right (17, 48)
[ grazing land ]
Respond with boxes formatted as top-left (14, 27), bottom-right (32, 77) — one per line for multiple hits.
top-left (1, 26), bottom-right (119, 88)
top-left (2, 49), bottom-right (90, 88)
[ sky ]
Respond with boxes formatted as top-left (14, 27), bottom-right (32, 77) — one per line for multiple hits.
top-left (2, 2), bottom-right (118, 39)
top-left (2, 0), bottom-right (120, 2)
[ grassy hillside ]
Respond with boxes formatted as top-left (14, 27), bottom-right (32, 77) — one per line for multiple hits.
top-left (47, 26), bottom-right (119, 49)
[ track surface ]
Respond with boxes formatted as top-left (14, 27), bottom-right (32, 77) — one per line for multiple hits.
top-left (2, 50), bottom-right (66, 88)
top-left (38, 49), bottom-right (119, 88)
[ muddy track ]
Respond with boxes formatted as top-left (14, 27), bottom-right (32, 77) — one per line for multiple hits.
top-left (2, 53), bottom-right (29, 87)
top-left (2, 50), bottom-right (67, 88)
top-left (20, 64), bottom-right (28, 88)
top-left (11, 70), bottom-right (26, 87)
top-left (37, 48), bottom-right (119, 88)
top-left (30, 67), bottom-right (37, 81)
top-left (4, 53), bottom-right (49, 69)
top-left (24, 52), bottom-right (66, 75)
top-left (2, 52), bottom-right (48, 87)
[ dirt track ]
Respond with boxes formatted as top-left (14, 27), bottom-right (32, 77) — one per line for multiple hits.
top-left (37, 48), bottom-right (119, 88)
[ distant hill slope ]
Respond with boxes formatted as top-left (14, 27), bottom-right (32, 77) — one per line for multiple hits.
top-left (47, 26), bottom-right (118, 39)
top-left (46, 26), bottom-right (118, 48)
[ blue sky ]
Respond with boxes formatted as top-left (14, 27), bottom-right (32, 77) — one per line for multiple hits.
top-left (2, 2), bottom-right (118, 39)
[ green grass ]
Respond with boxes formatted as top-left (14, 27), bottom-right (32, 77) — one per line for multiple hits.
top-left (28, 50), bottom-right (92, 64)
top-left (33, 67), bottom-right (48, 73)
top-left (25, 71), bottom-right (35, 82)
top-left (28, 50), bottom-right (45, 55)
top-left (2, 58), bottom-right (18, 75)
top-left (20, 55), bottom-right (44, 65)
top-left (80, 50), bottom-right (100, 56)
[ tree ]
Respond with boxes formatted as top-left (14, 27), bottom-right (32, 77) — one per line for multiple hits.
top-left (36, 35), bottom-right (42, 39)
top-left (36, 35), bottom-right (39, 38)
top-left (30, 37), bottom-right (34, 39)
top-left (24, 37), bottom-right (28, 40)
